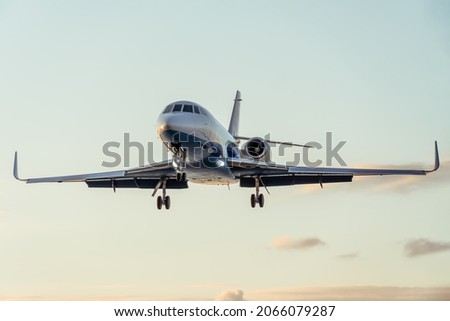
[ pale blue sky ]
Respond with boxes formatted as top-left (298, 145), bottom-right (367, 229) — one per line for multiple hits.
top-left (0, 0), bottom-right (449, 300)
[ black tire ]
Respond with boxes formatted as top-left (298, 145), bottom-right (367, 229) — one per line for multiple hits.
top-left (157, 196), bottom-right (163, 210)
top-left (250, 194), bottom-right (256, 208)
top-left (165, 196), bottom-right (171, 210)
top-left (176, 173), bottom-right (181, 182)
top-left (258, 194), bottom-right (264, 208)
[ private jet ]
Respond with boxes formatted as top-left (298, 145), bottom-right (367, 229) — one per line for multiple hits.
top-left (14, 91), bottom-right (440, 209)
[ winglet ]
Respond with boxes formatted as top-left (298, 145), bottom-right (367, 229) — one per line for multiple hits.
top-left (426, 141), bottom-right (440, 173)
top-left (228, 90), bottom-right (241, 137)
top-left (13, 152), bottom-right (27, 182)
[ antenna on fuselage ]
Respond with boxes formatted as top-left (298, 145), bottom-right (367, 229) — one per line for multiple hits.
top-left (228, 90), bottom-right (241, 137)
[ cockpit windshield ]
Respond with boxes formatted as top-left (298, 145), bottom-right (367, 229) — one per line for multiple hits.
top-left (183, 105), bottom-right (193, 113)
top-left (163, 103), bottom-right (206, 115)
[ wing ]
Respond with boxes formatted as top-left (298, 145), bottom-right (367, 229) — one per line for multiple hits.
top-left (13, 152), bottom-right (187, 190)
top-left (229, 141), bottom-right (440, 187)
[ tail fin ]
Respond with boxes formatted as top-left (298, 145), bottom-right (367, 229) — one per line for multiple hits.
top-left (228, 90), bottom-right (241, 137)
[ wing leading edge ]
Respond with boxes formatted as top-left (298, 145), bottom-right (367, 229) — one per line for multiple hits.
top-left (230, 141), bottom-right (439, 187)
top-left (13, 152), bottom-right (188, 189)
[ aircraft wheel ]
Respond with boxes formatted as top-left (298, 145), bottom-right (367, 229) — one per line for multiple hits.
top-left (250, 194), bottom-right (256, 208)
top-left (164, 196), bottom-right (171, 210)
top-left (176, 173), bottom-right (181, 182)
top-left (258, 194), bottom-right (264, 208)
top-left (157, 196), bottom-right (163, 210)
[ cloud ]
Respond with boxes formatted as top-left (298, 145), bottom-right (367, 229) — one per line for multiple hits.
top-left (404, 238), bottom-right (450, 257)
top-left (215, 289), bottom-right (245, 301)
top-left (336, 252), bottom-right (359, 259)
top-left (248, 286), bottom-right (450, 301)
top-left (273, 237), bottom-right (325, 250)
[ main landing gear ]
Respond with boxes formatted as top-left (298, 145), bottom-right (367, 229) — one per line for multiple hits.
top-left (152, 177), bottom-right (171, 210)
top-left (250, 177), bottom-right (265, 208)
top-left (156, 195), bottom-right (170, 210)
top-left (152, 174), bottom-right (187, 210)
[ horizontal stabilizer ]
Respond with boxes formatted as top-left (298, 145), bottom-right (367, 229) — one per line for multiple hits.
top-left (234, 136), bottom-right (313, 148)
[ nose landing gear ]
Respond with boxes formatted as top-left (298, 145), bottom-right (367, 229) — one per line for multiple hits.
top-left (176, 172), bottom-right (186, 182)
top-left (172, 146), bottom-right (188, 184)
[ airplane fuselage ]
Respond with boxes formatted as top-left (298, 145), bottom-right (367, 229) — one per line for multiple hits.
top-left (156, 100), bottom-right (238, 185)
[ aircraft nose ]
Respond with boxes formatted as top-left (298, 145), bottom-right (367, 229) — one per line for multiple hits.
top-left (157, 114), bottom-right (184, 140)
top-left (157, 118), bottom-right (170, 139)
top-left (157, 118), bottom-right (168, 135)
top-left (158, 114), bottom-right (177, 130)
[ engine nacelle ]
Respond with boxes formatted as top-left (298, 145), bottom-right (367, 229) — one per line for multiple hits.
top-left (241, 137), bottom-right (271, 162)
